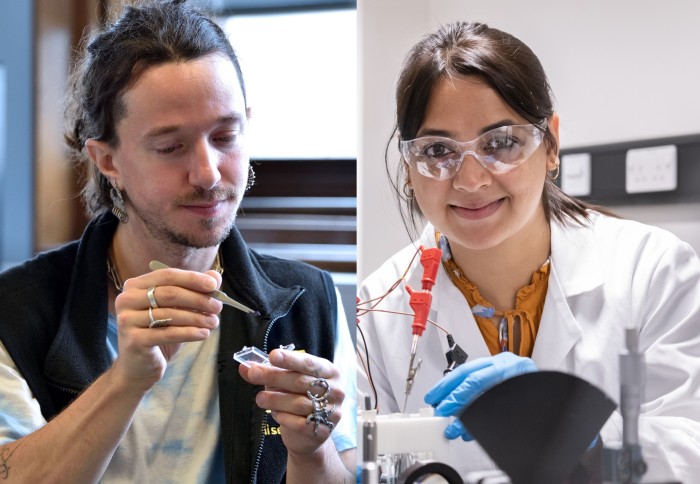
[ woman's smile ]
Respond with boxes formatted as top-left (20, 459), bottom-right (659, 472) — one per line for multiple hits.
top-left (449, 198), bottom-right (505, 220)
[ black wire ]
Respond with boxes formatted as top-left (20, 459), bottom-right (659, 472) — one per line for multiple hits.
top-left (356, 323), bottom-right (378, 410)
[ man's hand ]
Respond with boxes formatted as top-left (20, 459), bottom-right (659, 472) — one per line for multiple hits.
top-left (240, 349), bottom-right (354, 482)
top-left (239, 349), bottom-right (344, 454)
top-left (113, 268), bottom-right (223, 391)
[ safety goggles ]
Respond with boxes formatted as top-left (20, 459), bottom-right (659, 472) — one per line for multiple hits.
top-left (399, 123), bottom-right (546, 180)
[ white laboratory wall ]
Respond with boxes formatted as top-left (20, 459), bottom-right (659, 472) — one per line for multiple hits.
top-left (358, 0), bottom-right (430, 280)
top-left (359, 0), bottom-right (700, 280)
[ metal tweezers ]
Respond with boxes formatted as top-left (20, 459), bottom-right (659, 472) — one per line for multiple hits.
top-left (149, 260), bottom-right (258, 315)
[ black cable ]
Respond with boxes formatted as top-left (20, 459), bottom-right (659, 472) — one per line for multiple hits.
top-left (357, 323), bottom-right (379, 410)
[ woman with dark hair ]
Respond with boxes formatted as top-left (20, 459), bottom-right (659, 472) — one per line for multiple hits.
top-left (358, 21), bottom-right (700, 481)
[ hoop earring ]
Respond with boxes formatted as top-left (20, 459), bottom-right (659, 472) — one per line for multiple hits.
top-left (109, 181), bottom-right (129, 223)
top-left (245, 165), bottom-right (256, 191)
top-left (402, 181), bottom-right (414, 199)
top-left (547, 159), bottom-right (560, 181)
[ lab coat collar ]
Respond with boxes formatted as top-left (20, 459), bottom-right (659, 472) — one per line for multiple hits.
top-left (550, 214), bottom-right (606, 297)
top-left (531, 261), bottom-right (582, 369)
top-left (414, 217), bottom-right (606, 370)
top-left (416, 216), bottom-right (605, 299)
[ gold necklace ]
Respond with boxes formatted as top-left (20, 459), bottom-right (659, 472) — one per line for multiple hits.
top-left (106, 251), bottom-right (223, 293)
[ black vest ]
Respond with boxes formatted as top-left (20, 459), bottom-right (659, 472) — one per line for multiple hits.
top-left (0, 213), bottom-right (337, 483)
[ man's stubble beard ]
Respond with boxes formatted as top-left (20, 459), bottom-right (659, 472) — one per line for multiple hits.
top-left (124, 188), bottom-right (242, 250)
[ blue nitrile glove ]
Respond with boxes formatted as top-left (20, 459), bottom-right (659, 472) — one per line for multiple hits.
top-left (424, 352), bottom-right (537, 441)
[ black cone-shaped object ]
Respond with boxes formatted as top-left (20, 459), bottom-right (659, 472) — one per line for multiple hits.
top-left (459, 371), bottom-right (616, 484)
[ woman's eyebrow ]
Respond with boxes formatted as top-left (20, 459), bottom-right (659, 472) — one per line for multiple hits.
top-left (416, 127), bottom-right (453, 138)
top-left (416, 119), bottom-right (518, 139)
top-left (479, 119), bottom-right (518, 134)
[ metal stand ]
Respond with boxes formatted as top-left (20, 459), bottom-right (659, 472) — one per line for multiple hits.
top-left (602, 329), bottom-right (648, 483)
top-left (359, 420), bottom-right (379, 484)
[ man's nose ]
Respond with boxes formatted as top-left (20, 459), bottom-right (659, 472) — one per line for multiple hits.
top-left (189, 140), bottom-right (222, 190)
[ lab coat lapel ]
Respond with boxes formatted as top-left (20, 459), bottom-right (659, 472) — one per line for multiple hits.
top-left (532, 263), bottom-right (581, 368)
top-left (532, 217), bottom-right (605, 369)
top-left (548, 216), bottom-right (605, 297)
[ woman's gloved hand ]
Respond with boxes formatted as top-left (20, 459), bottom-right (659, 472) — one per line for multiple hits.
top-left (424, 352), bottom-right (537, 440)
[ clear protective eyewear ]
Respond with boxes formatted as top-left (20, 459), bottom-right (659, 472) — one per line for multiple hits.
top-left (399, 123), bottom-right (546, 180)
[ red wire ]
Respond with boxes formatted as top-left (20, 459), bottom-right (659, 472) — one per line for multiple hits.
top-left (361, 308), bottom-right (449, 335)
top-left (356, 247), bottom-right (421, 318)
top-left (356, 246), bottom-right (448, 410)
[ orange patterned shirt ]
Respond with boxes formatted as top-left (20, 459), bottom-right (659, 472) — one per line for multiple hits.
top-left (438, 233), bottom-right (550, 357)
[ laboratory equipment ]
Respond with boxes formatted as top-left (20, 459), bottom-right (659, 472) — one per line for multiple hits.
top-left (602, 329), bottom-right (648, 484)
top-left (233, 344), bottom-right (295, 367)
top-left (358, 407), bottom-right (456, 483)
top-left (403, 246), bottom-right (441, 412)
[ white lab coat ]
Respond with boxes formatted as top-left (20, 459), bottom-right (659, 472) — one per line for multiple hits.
top-left (358, 211), bottom-right (700, 482)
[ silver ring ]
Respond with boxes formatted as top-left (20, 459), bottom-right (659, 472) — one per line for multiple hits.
top-left (307, 377), bottom-right (331, 402)
top-left (148, 307), bottom-right (172, 328)
top-left (305, 399), bottom-right (336, 435)
top-left (147, 286), bottom-right (159, 309)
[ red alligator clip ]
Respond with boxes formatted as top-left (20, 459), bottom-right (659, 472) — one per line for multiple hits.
top-left (405, 246), bottom-right (442, 337)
